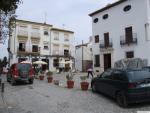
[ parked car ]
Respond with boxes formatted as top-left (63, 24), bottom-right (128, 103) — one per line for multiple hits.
top-left (91, 68), bottom-right (150, 107)
top-left (7, 63), bottom-right (34, 85)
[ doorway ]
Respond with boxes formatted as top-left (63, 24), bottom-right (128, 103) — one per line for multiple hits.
top-left (104, 54), bottom-right (111, 71)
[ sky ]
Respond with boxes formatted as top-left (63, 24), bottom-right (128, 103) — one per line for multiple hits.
top-left (0, 0), bottom-right (117, 58)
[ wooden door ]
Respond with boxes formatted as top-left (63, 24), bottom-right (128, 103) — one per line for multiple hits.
top-left (104, 54), bottom-right (111, 71)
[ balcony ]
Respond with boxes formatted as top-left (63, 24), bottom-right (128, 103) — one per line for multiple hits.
top-left (17, 46), bottom-right (40, 56)
top-left (99, 39), bottom-right (113, 52)
top-left (120, 33), bottom-right (138, 46)
top-left (17, 30), bottom-right (28, 41)
top-left (52, 50), bottom-right (72, 58)
top-left (52, 50), bottom-right (60, 55)
top-left (18, 29), bottom-right (28, 37)
top-left (31, 32), bottom-right (40, 39)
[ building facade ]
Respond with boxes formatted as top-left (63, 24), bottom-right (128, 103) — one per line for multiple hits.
top-left (75, 40), bottom-right (93, 72)
top-left (89, 0), bottom-right (150, 73)
top-left (8, 20), bottom-right (75, 71)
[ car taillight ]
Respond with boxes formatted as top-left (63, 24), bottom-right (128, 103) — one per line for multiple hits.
top-left (128, 83), bottom-right (137, 89)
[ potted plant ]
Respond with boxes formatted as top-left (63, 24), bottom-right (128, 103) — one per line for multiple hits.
top-left (80, 75), bottom-right (89, 91)
top-left (66, 73), bottom-right (74, 89)
top-left (39, 71), bottom-right (45, 80)
top-left (46, 71), bottom-right (53, 83)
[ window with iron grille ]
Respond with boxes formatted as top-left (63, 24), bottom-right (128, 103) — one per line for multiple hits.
top-left (126, 51), bottom-right (134, 58)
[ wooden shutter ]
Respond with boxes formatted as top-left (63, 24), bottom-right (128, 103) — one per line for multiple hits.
top-left (104, 33), bottom-right (109, 47)
top-left (125, 27), bottom-right (133, 43)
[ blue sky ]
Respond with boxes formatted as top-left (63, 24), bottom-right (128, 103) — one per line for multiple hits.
top-left (0, 0), bottom-right (116, 58)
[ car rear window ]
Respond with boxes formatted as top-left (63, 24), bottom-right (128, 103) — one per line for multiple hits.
top-left (127, 70), bottom-right (150, 81)
top-left (16, 64), bottom-right (31, 71)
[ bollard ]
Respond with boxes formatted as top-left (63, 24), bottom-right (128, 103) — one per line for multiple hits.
top-left (1, 83), bottom-right (4, 93)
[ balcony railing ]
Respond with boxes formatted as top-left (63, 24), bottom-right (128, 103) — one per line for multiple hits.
top-left (17, 46), bottom-right (40, 55)
top-left (99, 39), bottom-right (113, 52)
top-left (31, 32), bottom-right (40, 38)
top-left (120, 33), bottom-right (138, 46)
top-left (100, 40), bottom-right (113, 48)
top-left (18, 30), bottom-right (28, 37)
top-left (52, 50), bottom-right (72, 57)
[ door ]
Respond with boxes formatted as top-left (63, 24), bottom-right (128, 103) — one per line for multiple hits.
top-left (42, 59), bottom-right (49, 71)
top-left (104, 33), bottom-right (109, 47)
top-left (104, 54), bottom-right (111, 71)
top-left (125, 27), bottom-right (133, 43)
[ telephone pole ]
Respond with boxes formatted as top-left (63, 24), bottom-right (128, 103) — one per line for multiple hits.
top-left (82, 40), bottom-right (84, 72)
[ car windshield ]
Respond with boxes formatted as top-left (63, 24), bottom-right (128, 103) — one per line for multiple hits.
top-left (16, 63), bottom-right (31, 72)
top-left (127, 70), bottom-right (150, 81)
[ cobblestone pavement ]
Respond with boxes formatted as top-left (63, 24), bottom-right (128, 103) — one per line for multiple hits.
top-left (0, 73), bottom-right (150, 113)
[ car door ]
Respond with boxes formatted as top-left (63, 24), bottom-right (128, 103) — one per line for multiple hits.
top-left (111, 70), bottom-right (128, 97)
top-left (96, 69), bottom-right (113, 95)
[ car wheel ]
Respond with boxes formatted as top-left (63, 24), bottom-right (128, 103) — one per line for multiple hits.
top-left (116, 91), bottom-right (128, 108)
top-left (29, 79), bottom-right (33, 84)
top-left (11, 78), bottom-right (16, 86)
top-left (91, 83), bottom-right (96, 92)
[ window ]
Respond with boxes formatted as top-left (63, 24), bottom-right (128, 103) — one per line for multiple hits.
top-left (123, 5), bottom-right (131, 12)
top-left (54, 32), bottom-right (59, 40)
top-left (94, 55), bottom-right (100, 67)
top-left (103, 14), bottom-right (108, 20)
top-left (44, 46), bottom-right (49, 50)
top-left (95, 35), bottom-right (99, 43)
top-left (64, 34), bottom-right (69, 41)
top-left (19, 43), bottom-right (25, 51)
top-left (126, 51), bottom-right (134, 58)
top-left (44, 31), bottom-right (49, 35)
top-left (32, 45), bottom-right (38, 52)
top-left (93, 18), bottom-right (98, 23)
top-left (101, 69), bottom-right (113, 79)
top-left (64, 49), bottom-right (69, 56)
top-left (113, 70), bottom-right (127, 81)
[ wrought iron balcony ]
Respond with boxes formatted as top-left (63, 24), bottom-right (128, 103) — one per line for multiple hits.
top-left (120, 33), bottom-right (138, 46)
top-left (17, 46), bottom-right (40, 55)
top-left (99, 39), bottom-right (113, 52)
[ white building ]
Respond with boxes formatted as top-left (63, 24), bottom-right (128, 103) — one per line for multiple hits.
top-left (89, 0), bottom-right (150, 73)
top-left (75, 40), bottom-right (93, 72)
top-left (8, 20), bottom-right (75, 71)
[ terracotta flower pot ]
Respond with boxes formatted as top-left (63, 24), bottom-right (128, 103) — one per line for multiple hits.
top-left (80, 82), bottom-right (89, 91)
top-left (39, 75), bottom-right (44, 80)
top-left (67, 80), bottom-right (74, 89)
top-left (47, 77), bottom-right (53, 83)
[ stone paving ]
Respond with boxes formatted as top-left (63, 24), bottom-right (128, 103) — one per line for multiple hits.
top-left (0, 73), bottom-right (150, 113)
